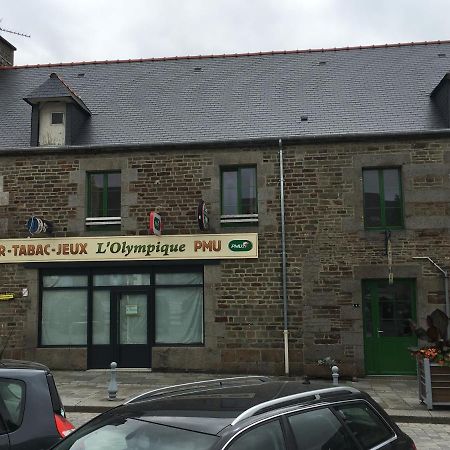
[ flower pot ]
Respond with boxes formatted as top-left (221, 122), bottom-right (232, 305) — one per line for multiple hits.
top-left (418, 358), bottom-right (450, 409)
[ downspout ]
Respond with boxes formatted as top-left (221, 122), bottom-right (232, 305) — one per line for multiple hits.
top-left (279, 138), bottom-right (289, 376)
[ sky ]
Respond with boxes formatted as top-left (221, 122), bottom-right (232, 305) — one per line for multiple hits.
top-left (2, 0), bottom-right (450, 66)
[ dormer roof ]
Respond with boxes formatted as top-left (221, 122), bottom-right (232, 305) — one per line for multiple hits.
top-left (23, 72), bottom-right (91, 115)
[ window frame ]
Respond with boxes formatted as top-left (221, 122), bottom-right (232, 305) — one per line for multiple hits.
top-left (39, 267), bottom-right (205, 348)
top-left (51, 112), bottom-right (64, 125)
top-left (362, 167), bottom-right (404, 230)
top-left (220, 165), bottom-right (258, 226)
top-left (86, 171), bottom-right (121, 229)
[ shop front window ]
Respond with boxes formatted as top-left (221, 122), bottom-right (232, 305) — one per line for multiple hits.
top-left (41, 275), bottom-right (88, 345)
top-left (155, 272), bottom-right (203, 344)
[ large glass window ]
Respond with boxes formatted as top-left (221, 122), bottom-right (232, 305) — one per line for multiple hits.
top-left (41, 270), bottom-right (204, 347)
top-left (41, 275), bottom-right (88, 345)
top-left (87, 172), bottom-right (121, 220)
top-left (363, 168), bottom-right (403, 229)
top-left (155, 272), bottom-right (203, 344)
top-left (221, 166), bottom-right (257, 223)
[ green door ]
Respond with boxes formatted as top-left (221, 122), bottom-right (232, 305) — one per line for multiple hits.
top-left (363, 279), bottom-right (417, 375)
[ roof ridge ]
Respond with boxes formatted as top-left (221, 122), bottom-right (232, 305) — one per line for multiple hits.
top-left (2, 39), bottom-right (450, 70)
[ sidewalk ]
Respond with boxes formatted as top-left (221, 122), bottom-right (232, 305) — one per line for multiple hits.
top-left (52, 370), bottom-right (450, 424)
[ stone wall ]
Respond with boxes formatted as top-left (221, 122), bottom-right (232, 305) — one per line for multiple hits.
top-left (0, 136), bottom-right (449, 376)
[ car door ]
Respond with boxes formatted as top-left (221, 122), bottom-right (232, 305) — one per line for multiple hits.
top-left (0, 408), bottom-right (10, 450)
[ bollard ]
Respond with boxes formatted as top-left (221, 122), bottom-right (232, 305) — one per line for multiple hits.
top-left (107, 361), bottom-right (118, 400)
top-left (331, 365), bottom-right (339, 385)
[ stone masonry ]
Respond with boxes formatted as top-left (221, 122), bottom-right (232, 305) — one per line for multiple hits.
top-left (0, 135), bottom-right (449, 376)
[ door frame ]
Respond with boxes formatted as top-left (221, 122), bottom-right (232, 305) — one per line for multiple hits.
top-left (88, 287), bottom-right (153, 369)
top-left (362, 278), bottom-right (417, 375)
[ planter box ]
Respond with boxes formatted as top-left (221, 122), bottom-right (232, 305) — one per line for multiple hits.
top-left (418, 358), bottom-right (450, 410)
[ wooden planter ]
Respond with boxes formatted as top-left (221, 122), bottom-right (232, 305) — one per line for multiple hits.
top-left (418, 358), bottom-right (450, 410)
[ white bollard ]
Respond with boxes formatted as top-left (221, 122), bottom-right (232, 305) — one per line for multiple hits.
top-left (108, 362), bottom-right (118, 400)
top-left (331, 365), bottom-right (339, 385)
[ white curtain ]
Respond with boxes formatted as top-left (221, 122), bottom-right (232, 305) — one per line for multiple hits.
top-left (155, 287), bottom-right (203, 344)
top-left (41, 289), bottom-right (87, 345)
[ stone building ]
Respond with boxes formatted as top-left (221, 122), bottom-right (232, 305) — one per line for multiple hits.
top-left (1, 37), bottom-right (450, 376)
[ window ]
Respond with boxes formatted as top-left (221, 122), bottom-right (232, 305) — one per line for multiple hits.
top-left (335, 402), bottom-right (395, 448)
top-left (227, 420), bottom-right (286, 450)
top-left (86, 172), bottom-right (121, 227)
top-left (155, 272), bottom-right (204, 344)
top-left (41, 275), bottom-right (88, 345)
top-left (288, 407), bottom-right (358, 450)
top-left (0, 379), bottom-right (25, 432)
top-left (51, 112), bottom-right (64, 125)
top-left (363, 168), bottom-right (403, 229)
top-left (221, 166), bottom-right (257, 224)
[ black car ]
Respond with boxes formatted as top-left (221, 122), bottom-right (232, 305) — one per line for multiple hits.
top-left (0, 359), bottom-right (75, 450)
top-left (51, 376), bottom-right (415, 450)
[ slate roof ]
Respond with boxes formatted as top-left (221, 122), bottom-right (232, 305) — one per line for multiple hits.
top-left (1, 41), bottom-right (450, 149)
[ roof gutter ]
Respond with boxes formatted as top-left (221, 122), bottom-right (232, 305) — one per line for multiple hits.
top-left (2, 128), bottom-right (450, 156)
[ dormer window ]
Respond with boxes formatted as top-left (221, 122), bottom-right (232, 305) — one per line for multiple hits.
top-left (51, 112), bottom-right (64, 125)
top-left (24, 72), bottom-right (91, 147)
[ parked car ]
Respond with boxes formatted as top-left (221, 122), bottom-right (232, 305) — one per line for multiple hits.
top-left (50, 376), bottom-right (415, 450)
top-left (0, 359), bottom-right (75, 450)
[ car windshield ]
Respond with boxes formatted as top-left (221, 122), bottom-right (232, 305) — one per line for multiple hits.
top-left (53, 416), bottom-right (219, 450)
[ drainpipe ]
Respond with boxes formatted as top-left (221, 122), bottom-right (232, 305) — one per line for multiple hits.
top-left (412, 256), bottom-right (450, 338)
top-left (279, 138), bottom-right (289, 376)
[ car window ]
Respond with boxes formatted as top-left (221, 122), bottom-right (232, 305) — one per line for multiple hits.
top-left (0, 379), bottom-right (25, 432)
top-left (335, 403), bottom-right (394, 449)
top-left (287, 407), bottom-right (358, 450)
top-left (226, 419), bottom-right (286, 450)
top-left (53, 417), bottom-right (218, 450)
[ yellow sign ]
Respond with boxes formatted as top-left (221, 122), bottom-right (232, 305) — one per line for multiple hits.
top-left (0, 293), bottom-right (14, 300)
top-left (0, 233), bottom-right (258, 263)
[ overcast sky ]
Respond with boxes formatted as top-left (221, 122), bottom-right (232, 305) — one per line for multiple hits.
top-left (2, 0), bottom-right (450, 66)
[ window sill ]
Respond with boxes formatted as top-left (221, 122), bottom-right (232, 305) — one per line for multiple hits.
top-left (86, 217), bottom-right (121, 226)
top-left (220, 214), bottom-right (258, 226)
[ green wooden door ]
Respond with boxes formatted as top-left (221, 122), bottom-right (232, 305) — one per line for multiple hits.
top-left (363, 279), bottom-right (417, 375)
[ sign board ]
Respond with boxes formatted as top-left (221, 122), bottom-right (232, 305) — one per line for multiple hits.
top-left (197, 200), bottom-right (209, 232)
top-left (0, 293), bottom-right (14, 301)
top-left (149, 212), bottom-right (162, 236)
top-left (125, 305), bottom-right (139, 315)
top-left (0, 233), bottom-right (258, 263)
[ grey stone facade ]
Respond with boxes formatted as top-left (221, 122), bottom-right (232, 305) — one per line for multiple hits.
top-left (0, 136), bottom-right (449, 376)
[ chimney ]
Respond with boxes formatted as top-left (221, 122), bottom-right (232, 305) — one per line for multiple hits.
top-left (0, 35), bottom-right (16, 66)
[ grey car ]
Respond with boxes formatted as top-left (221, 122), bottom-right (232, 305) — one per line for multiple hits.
top-left (0, 359), bottom-right (74, 450)
top-left (51, 376), bottom-right (416, 449)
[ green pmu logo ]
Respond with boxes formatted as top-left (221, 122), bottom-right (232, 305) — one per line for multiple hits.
top-left (228, 240), bottom-right (253, 251)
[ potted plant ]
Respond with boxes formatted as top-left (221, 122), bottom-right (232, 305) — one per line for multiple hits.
top-left (410, 342), bottom-right (450, 409)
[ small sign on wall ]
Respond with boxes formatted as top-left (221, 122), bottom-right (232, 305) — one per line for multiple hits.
top-left (126, 305), bottom-right (139, 315)
top-left (0, 293), bottom-right (14, 301)
top-left (149, 212), bottom-right (163, 236)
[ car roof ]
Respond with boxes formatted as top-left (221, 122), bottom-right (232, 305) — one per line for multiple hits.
top-left (0, 358), bottom-right (50, 372)
top-left (112, 380), bottom-right (362, 435)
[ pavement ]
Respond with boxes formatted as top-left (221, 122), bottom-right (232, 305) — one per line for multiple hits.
top-left (52, 369), bottom-right (450, 424)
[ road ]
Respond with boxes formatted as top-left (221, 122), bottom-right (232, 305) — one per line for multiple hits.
top-left (67, 412), bottom-right (450, 449)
